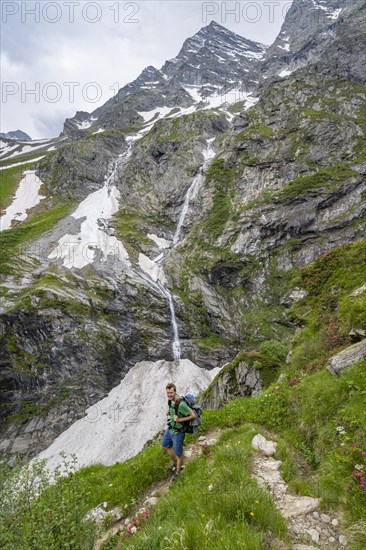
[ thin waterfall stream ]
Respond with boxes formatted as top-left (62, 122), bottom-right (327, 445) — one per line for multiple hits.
top-left (138, 139), bottom-right (215, 361)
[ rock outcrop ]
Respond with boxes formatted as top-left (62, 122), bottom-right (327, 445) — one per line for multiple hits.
top-left (326, 340), bottom-right (366, 375)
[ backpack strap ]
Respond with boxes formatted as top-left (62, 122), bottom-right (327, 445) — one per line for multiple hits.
top-left (172, 397), bottom-right (186, 431)
top-left (174, 398), bottom-right (180, 415)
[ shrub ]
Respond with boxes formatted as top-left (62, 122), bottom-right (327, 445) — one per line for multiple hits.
top-left (0, 454), bottom-right (96, 549)
top-left (259, 339), bottom-right (289, 364)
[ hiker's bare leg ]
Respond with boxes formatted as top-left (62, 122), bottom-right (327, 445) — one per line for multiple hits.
top-left (164, 447), bottom-right (177, 463)
top-left (176, 455), bottom-right (184, 472)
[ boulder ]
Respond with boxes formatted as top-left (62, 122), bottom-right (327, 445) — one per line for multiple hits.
top-left (326, 340), bottom-right (366, 375)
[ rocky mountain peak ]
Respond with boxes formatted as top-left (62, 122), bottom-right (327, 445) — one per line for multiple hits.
top-left (162, 21), bottom-right (267, 81)
top-left (261, 0), bottom-right (363, 81)
top-left (0, 129), bottom-right (32, 141)
top-left (67, 22), bottom-right (267, 136)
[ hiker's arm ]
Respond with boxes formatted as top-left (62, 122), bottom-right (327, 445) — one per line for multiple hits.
top-left (174, 410), bottom-right (196, 423)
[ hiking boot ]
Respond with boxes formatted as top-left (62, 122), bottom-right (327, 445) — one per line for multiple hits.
top-left (171, 470), bottom-right (181, 482)
top-left (167, 462), bottom-right (177, 472)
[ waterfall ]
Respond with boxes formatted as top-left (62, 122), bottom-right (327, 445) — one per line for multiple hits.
top-left (173, 138), bottom-right (215, 244)
top-left (137, 139), bottom-right (216, 362)
top-left (105, 138), bottom-right (134, 188)
top-left (136, 256), bottom-right (181, 361)
top-left (157, 283), bottom-right (181, 361)
top-left (173, 172), bottom-right (202, 244)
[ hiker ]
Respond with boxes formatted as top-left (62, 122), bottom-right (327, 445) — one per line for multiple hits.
top-left (162, 383), bottom-right (196, 478)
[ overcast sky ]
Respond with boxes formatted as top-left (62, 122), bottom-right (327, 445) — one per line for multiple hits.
top-left (1, 1), bottom-right (293, 139)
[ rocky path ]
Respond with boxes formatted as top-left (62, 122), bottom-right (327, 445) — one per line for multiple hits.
top-left (91, 429), bottom-right (221, 549)
top-left (251, 434), bottom-right (348, 549)
top-left (89, 429), bottom-right (348, 549)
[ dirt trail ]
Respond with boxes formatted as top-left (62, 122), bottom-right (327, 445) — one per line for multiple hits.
top-left (93, 429), bottom-right (221, 549)
top-left (93, 429), bottom-right (348, 549)
top-left (251, 434), bottom-right (348, 549)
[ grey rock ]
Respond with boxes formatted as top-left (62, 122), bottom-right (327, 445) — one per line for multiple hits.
top-left (320, 513), bottom-right (331, 523)
top-left (0, 129), bottom-right (31, 141)
top-left (252, 434), bottom-right (277, 456)
top-left (349, 327), bottom-right (366, 341)
top-left (201, 359), bottom-right (264, 410)
top-left (331, 519), bottom-right (339, 526)
top-left (281, 288), bottom-right (307, 307)
top-left (326, 339), bottom-right (366, 375)
top-left (144, 497), bottom-right (158, 506)
top-left (8, 456), bottom-right (17, 468)
top-left (339, 535), bottom-right (347, 546)
top-left (283, 496), bottom-right (320, 518)
top-left (83, 503), bottom-right (121, 527)
top-left (349, 283), bottom-right (366, 297)
top-left (291, 524), bottom-right (302, 535)
top-left (308, 529), bottom-right (320, 543)
top-left (261, 0), bottom-right (365, 84)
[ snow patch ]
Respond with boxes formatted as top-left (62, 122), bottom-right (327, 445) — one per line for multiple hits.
top-left (279, 39), bottom-right (290, 52)
top-left (34, 359), bottom-right (220, 472)
top-left (328, 8), bottom-right (342, 20)
top-left (75, 117), bottom-right (97, 130)
top-left (183, 86), bottom-right (204, 103)
top-left (278, 69), bottom-right (293, 78)
top-left (48, 183), bottom-right (129, 269)
top-left (0, 156), bottom-right (45, 171)
top-left (147, 233), bottom-right (171, 249)
top-left (138, 253), bottom-right (167, 285)
top-left (75, 120), bottom-right (92, 130)
top-left (0, 171), bottom-right (45, 231)
top-left (48, 141), bottom-right (137, 269)
top-left (138, 106), bottom-right (173, 123)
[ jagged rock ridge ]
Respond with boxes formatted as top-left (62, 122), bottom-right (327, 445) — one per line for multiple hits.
top-left (63, 21), bottom-right (267, 139)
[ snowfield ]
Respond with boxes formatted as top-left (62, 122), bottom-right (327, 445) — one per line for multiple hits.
top-left (34, 359), bottom-right (220, 473)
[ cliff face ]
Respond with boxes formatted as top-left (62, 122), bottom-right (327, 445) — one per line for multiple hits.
top-left (0, 0), bottom-right (365, 459)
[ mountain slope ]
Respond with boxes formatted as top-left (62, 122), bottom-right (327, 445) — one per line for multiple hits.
top-left (0, 0), bottom-right (365, 462)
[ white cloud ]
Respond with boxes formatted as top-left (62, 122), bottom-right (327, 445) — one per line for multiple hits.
top-left (1, 1), bottom-right (292, 138)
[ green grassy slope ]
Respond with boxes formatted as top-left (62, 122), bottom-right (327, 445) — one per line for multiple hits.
top-left (1, 241), bottom-right (365, 549)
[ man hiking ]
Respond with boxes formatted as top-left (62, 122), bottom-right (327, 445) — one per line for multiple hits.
top-left (162, 383), bottom-right (196, 479)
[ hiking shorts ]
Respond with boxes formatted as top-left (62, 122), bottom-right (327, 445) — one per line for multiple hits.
top-left (162, 429), bottom-right (185, 457)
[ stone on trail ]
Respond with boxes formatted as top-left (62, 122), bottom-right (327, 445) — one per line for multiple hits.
top-left (252, 434), bottom-right (277, 455)
top-left (282, 495), bottom-right (320, 518)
